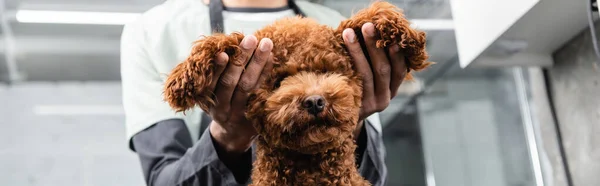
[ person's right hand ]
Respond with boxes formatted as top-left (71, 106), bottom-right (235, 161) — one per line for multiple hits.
top-left (207, 35), bottom-right (274, 154)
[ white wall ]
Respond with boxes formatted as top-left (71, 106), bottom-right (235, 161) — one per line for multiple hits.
top-left (0, 82), bottom-right (144, 186)
top-left (449, 0), bottom-right (539, 67)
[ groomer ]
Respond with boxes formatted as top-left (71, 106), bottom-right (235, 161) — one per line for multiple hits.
top-left (120, 0), bottom-right (408, 185)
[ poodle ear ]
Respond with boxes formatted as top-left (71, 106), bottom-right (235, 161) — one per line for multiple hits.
top-left (163, 33), bottom-right (245, 113)
top-left (336, 1), bottom-right (432, 79)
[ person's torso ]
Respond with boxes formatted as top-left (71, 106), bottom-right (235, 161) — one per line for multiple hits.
top-left (131, 0), bottom-right (384, 138)
top-left (127, 1), bottom-right (387, 184)
top-left (135, 0), bottom-right (345, 81)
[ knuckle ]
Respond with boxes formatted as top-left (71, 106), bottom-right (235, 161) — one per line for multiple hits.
top-left (378, 66), bottom-right (391, 76)
top-left (237, 80), bottom-right (254, 93)
top-left (233, 58), bottom-right (246, 66)
top-left (383, 100), bottom-right (391, 108)
top-left (374, 106), bottom-right (386, 113)
top-left (219, 75), bottom-right (236, 87)
top-left (251, 54), bottom-right (266, 64)
top-left (363, 99), bottom-right (376, 110)
top-left (362, 75), bottom-right (374, 83)
top-left (359, 72), bottom-right (373, 81)
top-left (215, 113), bottom-right (228, 122)
top-left (376, 100), bottom-right (390, 112)
top-left (231, 54), bottom-right (248, 66)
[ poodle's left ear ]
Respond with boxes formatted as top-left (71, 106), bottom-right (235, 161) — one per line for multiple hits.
top-left (335, 1), bottom-right (432, 79)
top-left (163, 33), bottom-right (245, 113)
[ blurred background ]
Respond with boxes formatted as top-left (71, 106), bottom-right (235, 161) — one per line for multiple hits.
top-left (1, 0), bottom-right (599, 186)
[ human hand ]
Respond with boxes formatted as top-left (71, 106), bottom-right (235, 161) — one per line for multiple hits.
top-left (208, 35), bottom-right (274, 153)
top-left (342, 22), bottom-right (408, 130)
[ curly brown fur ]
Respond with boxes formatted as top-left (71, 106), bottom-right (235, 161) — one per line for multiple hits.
top-left (336, 1), bottom-right (432, 79)
top-left (163, 1), bottom-right (431, 185)
top-left (163, 33), bottom-right (245, 113)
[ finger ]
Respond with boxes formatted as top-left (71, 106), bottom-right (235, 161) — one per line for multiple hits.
top-left (362, 22), bottom-right (391, 108)
top-left (214, 35), bottom-right (258, 114)
top-left (256, 53), bottom-right (274, 89)
top-left (388, 45), bottom-right (407, 98)
top-left (343, 28), bottom-right (376, 118)
top-left (343, 28), bottom-right (376, 116)
top-left (209, 52), bottom-right (229, 92)
top-left (231, 38), bottom-right (273, 110)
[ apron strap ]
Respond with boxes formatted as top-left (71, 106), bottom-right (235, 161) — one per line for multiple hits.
top-left (288, 0), bottom-right (306, 17)
top-left (209, 0), bottom-right (305, 34)
top-left (209, 0), bottom-right (225, 33)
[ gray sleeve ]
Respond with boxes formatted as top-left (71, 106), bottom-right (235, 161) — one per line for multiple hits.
top-left (358, 120), bottom-right (388, 186)
top-left (131, 119), bottom-right (252, 186)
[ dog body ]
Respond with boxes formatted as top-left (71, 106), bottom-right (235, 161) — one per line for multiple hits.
top-left (163, 2), bottom-right (430, 186)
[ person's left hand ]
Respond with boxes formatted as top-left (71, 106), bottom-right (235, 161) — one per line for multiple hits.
top-left (342, 22), bottom-right (408, 134)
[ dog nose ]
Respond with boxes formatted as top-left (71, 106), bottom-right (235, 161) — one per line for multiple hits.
top-left (303, 95), bottom-right (326, 115)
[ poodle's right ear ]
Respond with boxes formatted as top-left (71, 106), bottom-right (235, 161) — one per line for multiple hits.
top-left (163, 33), bottom-right (245, 113)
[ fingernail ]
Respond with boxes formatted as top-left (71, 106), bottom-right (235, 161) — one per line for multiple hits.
top-left (217, 52), bottom-right (229, 63)
top-left (259, 38), bottom-right (272, 52)
top-left (343, 29), bottom-right (356, 43)
top-left (242, 35), bottom-right (257, 49)
top-left (364, 23), bottom-right (375, 37)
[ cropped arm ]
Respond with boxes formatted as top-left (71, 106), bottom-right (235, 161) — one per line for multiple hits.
top-left (132, 119), bottom-right (252, 186)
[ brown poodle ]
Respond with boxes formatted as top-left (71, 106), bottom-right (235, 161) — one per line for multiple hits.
top-left (163, 1), bottom-right (431, 186)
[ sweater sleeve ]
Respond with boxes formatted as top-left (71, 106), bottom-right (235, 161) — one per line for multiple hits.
top-left (132, 119), bottom-right (252, 186)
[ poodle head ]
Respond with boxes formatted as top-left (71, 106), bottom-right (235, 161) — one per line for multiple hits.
top-left (246, 41), bottom-right (363, 154)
